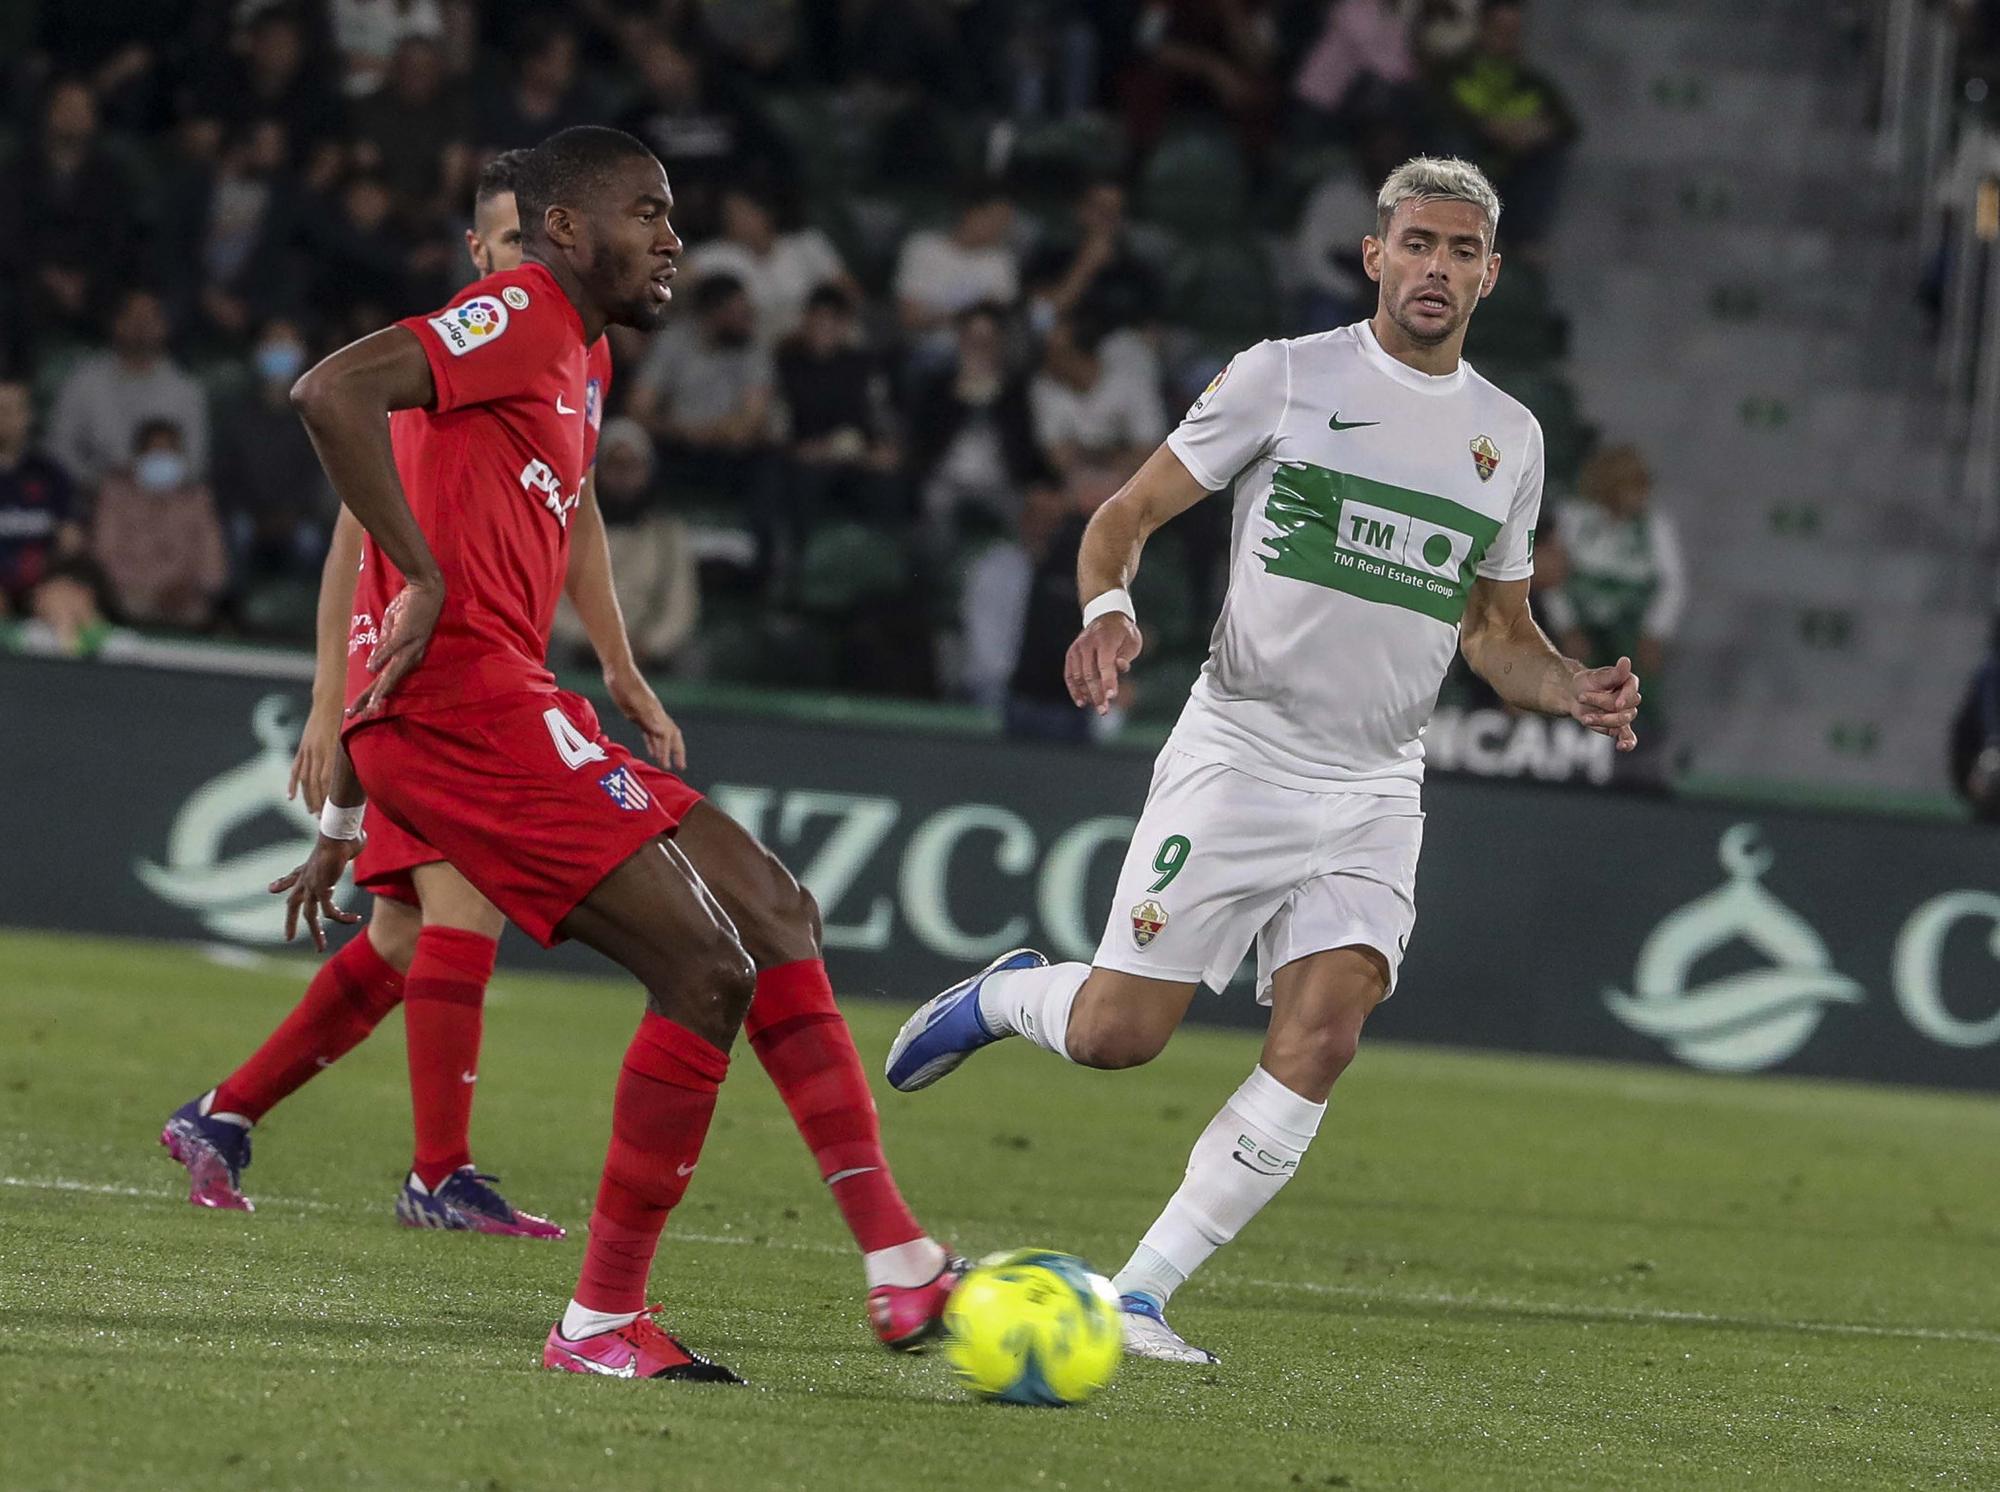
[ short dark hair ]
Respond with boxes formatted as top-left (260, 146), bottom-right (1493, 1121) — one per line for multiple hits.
top-left (474, 148), bottom-right (530, 210)
top-left (691, 274), bottom-right (747, 315)
top-left (513, 127), bottom-right (659, 243)
top-left (133, 417), bottom-right (184, 452)
top-left (805, 282), bottom-right (852, 316)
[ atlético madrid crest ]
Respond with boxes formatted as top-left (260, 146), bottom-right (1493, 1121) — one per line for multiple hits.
top-left (1470, 434), bottom-right (1501, 482)
top-left (1131, 899), bottom-right (1169, 948)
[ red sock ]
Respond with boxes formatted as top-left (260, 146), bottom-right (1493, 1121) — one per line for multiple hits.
top-left (575, 1013), bottom-right (730, 1316)
top-left (213, 934), bottom-right (405, 1122)
top-left (746, 959), bottom-right (924, 1254)
top-left (403, 926), bottom-right (496, 1189)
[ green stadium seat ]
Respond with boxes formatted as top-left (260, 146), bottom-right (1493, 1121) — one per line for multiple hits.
top-left (1166, 238), bottom-right (1281, 350)
top-left (1140, 128), bottom-right (1249, 240)
top-left (796, 521), bottom-right (912, 615)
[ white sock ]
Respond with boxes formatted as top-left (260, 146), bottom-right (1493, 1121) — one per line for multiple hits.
top-left (198, 1089), bottom-right (251, 1129)
top-left (975, 961), bottom-right (1090, 1057)
top-left (863, 1236), bottom-right (948, 1290)
top-left (561, 1299), bottom-right (639, 1340)
top-left (1112, 1065), bottom-right (1325, 1306)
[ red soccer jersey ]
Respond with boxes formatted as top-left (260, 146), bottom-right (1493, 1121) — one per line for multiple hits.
top-left (344, 263), bottom-right (614, 721)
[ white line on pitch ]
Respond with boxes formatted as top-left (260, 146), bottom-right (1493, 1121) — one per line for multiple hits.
top-left (14, 1174), bottom-right (1990, 1346)
top-left (1231, 1274), bottom-right (2000, 1347)
top-left (0, 1173), bottom-right (849, 1255)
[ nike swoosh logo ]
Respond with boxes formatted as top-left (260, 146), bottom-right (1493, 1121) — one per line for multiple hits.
top-left (676, 1163), bottom-right (697, 1177)
top-left (461, 1071), bottom-right (478, 1084)
top-left (1328, 413), bottom-right (1379, 431)
top-left (556, 394), bottom-right (578, 415)
top-left (826, 1166), bottom-right (879, 1186)
top-left (1231, 1150), bottom-right (1287, 1177)
top-left (558, 1347), bottom-right (636, 1378)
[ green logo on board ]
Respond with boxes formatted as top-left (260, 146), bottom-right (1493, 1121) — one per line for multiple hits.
top-left (1259, 463), bottom-right (1501, 624)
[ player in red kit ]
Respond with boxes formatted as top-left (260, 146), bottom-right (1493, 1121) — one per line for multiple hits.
top-left (277, 127), bottom-right (956, 1381)
top-left (162, 154), bottom-right (578, 1239)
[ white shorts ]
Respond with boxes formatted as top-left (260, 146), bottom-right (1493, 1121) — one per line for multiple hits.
top-left (1091, 748), bottom-right (1423, 1003)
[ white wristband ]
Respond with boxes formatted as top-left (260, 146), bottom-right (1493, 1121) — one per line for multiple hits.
top-left (1082, 587), bottom-right (1136, 628)
top-left (319, 802), bottom-right (365, 841)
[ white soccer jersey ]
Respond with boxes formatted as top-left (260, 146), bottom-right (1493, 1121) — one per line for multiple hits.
top-left (1164, 320), bottom-right (1544, 795)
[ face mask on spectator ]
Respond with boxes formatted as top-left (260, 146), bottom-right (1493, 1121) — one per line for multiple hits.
top-left (256, 341), bottom-right (305, 385)
top-left (136, 451), bottom-right (189, 492)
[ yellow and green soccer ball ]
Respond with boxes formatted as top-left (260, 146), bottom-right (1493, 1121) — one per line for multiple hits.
top-left (942, 1248), bottom-right (1122, 1406)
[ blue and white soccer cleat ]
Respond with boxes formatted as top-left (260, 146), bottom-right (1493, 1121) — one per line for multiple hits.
top-left (883, 948), bottom-right (1048, 1092)
top-left (1119, 1293), bottom-right (1219, 1364)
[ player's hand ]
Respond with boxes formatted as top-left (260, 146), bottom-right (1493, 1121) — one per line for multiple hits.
top-left (1065, 613), bottom-right (1143, 717)
top-left (348, 577), bottom-right (443, 722)
top-left (607, 665), bottom-right (686, 771)
top-left (1570, 655), bottom-right (1641, 752)
top-left (269, 834), bottom-right (364, 953)
top-left (287, 702), bottom-right (342, 814)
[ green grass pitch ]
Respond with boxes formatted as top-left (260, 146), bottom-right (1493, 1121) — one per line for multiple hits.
top-left (1, 927), bottom-right (1995, 1491)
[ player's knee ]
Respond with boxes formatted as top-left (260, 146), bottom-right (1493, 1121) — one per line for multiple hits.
top-left (366, 909), bottom-right (420, 972)
top-left (1066, 1019), bottom-right (1170, 1071)
top-left (1274, 1019), bottom-right (1363, 1090)
top-left (705, 938), bottom-right (758, 1026)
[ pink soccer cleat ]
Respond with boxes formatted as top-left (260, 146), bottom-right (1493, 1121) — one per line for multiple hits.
top-left (867, 1252), bottom-right (967, 1351)
top-left (395, 1167), bottom-right (566, 1239)
top-left (542, 1307), bottom-right (745, 1382)
top-left (160, 1094), bottom-right (254, 1212)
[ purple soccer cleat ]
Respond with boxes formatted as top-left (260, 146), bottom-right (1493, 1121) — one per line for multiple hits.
top-left (395, 1166), bottom-right (566, 1239)
top-left (159, 1092), bottom-right (255, 1212)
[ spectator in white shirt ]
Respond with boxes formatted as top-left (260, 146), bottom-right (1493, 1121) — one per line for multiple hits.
top-left (1029, 305), bottom-right (1167, 501)
top-left (48, 288), bottom-right (209, 489)
top-left (684, 182), bottom-right (859, 347)
top-left (895, 185), bottom-right (1021, 353)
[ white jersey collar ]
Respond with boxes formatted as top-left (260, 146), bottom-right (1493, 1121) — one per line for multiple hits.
top-left (1357, 319), bottom-right (1469, 396)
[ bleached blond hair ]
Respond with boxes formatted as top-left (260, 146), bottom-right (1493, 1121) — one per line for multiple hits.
top-left (1375, 156), bottom-right (1502, 243)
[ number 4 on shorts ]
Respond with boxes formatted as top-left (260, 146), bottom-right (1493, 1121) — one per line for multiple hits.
top-left (543, 706), bottom-right (608, 770)
top-left (1149, 834), bottom-right (1191, 893)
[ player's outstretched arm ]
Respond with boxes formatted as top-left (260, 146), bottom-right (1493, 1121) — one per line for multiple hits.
top-left (290, 327), bottom-right (444, 720)
top-left (288, 508), bottom-right (367, 812)
top-left (563, 471), bottom-right (685, 769)
top-left (1459, 575), bottom-right (1641, 751)
top-left (1066, 443), bottom-right (1212, 715)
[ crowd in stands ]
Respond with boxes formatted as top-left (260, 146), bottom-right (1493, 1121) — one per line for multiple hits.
top-left (0, 0), bottom-right (1614, 742)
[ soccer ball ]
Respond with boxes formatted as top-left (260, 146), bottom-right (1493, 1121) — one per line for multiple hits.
top-left (942, 1248), bottom-right (1123, 1406)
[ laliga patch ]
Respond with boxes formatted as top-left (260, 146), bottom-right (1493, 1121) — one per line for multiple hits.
top-left (598, 764), bottom-right (651, 812)
top-left (427, 295), bottom-right (510, 356)
top-left (1469, 434), bottom-right (1501, 482)
top-left (1131, 899), bottom-right (1168, 949)
top-left (585, 377), bottom-right (603, 429)
top-left (501, 285), bottom-right (530, 310)
top-left (1186, 359), bottom-right (1231, 418)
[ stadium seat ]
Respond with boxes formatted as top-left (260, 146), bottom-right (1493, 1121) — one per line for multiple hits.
top-left (1140, 127), bottom-right (1249, 240)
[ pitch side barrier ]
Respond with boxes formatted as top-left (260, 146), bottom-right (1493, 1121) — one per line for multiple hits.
top-left (4, 653), bottom-right (1995, 1090)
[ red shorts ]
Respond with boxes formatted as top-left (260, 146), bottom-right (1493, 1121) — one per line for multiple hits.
top-left (352, 805), bottom-right (437, 907)
top-left (345, 689), bottom-right (702, 946)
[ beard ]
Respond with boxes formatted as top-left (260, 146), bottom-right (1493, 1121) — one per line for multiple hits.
top-left (590, 240), bottom-right (671, 332)
top-left (1386, 286), bottom-right (1471, 347)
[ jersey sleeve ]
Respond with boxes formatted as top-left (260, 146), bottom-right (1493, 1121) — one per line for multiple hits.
top-left (1165, 338), bottom-right (1290, 492)
top-left (399, 281), bottom-right (572, 416)
top-left (1476, 414), bottom-right (1544, 581)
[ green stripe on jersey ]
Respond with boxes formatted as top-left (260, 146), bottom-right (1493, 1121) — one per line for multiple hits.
top-left (1257, 462), bottom-right (1503, 624)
